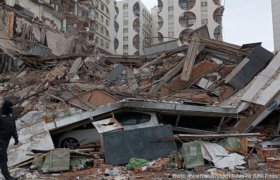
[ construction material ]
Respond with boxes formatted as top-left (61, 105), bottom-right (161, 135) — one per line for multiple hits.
top-left (102, 125), bottom-right (177, 165)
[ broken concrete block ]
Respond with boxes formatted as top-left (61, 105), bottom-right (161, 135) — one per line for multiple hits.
top-left (69, 57), bottom-right (82, 77)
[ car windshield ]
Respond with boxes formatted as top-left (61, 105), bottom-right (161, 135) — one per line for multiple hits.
top-left (115, 112), bottom-right (151, 125)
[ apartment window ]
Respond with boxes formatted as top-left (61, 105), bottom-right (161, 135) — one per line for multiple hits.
top-left (168, 0), bottom-right (173, 2)
top-left (105, 42), bottom-right (109, 48)
top-left (95, 0), bottom-right (99, 7)
top-left (123, 28), bottom-right (128, 33)
top-left (94, 23), bottom-right (98, 31)
top-left (96, 37), bottom-right (99, 43)
top-left (168, 6), bottom-right (174, 11)
top-left (106, 8), bottom-right (109, 14)
top-left (168, 32), bottom-right (174, 37)
top-left (123, 37), bottom-right (128, 41)
top-left (101, 16), bottom-right (104, 22)
top-left (101, 4), bottom-right (104, 11)
top-left (124, 12), bottom-right (128, 17)
top-left (123, 45), bottom-right (128, 49)
top-left (106, 19), bottom-right (109, 25)
top-left (124, 5), bottom-right (128, 9)
top-left (124, 20), bottom-right (128, 25)
top-left (201, 2), bottom-right (207, 7)
top-left (168, 23), bottom-right (174, 28)
top-left (107, 0), bottom-right (109, 3)
top-left (95, 12), bottom-right (99, 18)
top-left (101, 39), bottom-right (104, 46)
top-left (106, 30), bottom-right (109, 37)
top-left (202, 19), bottom-right (208, 24)
top-left (168, 15), bottom-right (174, 19)
top-left (101, 27), bottom-right (104, 34)
top-left (202, 11), bottom-right (208, 15)
top-left (89, 35), bottom-right (94, 40)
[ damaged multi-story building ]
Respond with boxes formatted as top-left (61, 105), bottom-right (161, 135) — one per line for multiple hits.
top-left (0, 0), bottom-right (118, 63)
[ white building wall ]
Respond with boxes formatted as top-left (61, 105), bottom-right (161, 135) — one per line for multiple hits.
top-left (107, 0), bottom-right (117, 54)
top-left (272, 0), bottom-right (280, 51)
top-left (116, 0), bottom-right (152, 55)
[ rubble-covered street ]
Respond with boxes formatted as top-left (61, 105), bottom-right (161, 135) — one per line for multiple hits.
top-left (1, 0), bottom-right (280, 179)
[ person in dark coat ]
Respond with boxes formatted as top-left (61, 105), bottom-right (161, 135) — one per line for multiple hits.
top-left (0, 100), bottom-right (19, 180)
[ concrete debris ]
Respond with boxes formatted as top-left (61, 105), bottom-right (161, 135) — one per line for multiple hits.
top-left (0, 2), bottom-right (280, 178)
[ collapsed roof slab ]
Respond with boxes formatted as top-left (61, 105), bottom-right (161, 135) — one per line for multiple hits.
top-left (46, 101), bottom-right (244, 133)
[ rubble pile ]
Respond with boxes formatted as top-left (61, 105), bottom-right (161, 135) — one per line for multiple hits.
top-left (2, 1), bottom-right (280, 179)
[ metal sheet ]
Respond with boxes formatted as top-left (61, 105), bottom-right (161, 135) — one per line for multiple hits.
top-left (144, 40), bottom-right (178, 56)
top-left (92, 118), bottom-right (123, 133)
top-left (241, 53), bottom-right (280, 105)
top-left (7, 121), bottom-right (54, 167)
top-left (105, 64), bottom-right (126, 81)
top-left (103, 125), bottom-right (177, 165)
top-left (227, 46), bottom-right (273, 90)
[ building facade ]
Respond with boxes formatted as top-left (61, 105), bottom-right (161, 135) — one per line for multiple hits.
top-left (91, 0), bottom-right (116, 54)
top-left (115, 0), bottom-right (153, 55)
top-left (4, 0), bottom-right (116, 54)
top-left (272, 0), bottom-right (280, 51)
top-left (151, 0), bottom-right (223, 44)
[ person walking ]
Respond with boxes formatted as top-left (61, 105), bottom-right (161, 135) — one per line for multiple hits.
top-left (0, 100), bottom-right (19, 180)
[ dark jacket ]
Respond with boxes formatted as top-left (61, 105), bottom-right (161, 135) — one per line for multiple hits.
top-left (0, 109), bottom-right (18, 142)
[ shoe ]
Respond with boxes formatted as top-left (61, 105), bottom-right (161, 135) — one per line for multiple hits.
top-left (6, 177), bottom-right (19, 180)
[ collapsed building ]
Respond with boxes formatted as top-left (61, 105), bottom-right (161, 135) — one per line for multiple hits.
top-left (1, 1), bottom-right (280, 179)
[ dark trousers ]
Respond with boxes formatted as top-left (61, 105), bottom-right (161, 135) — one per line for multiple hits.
top-left (0, 139), bottom-right (10, 179)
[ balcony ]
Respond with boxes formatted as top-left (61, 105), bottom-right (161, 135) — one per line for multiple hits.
top-left (178, 0), bottom-right (196, 11)
top-left (133, 2), bottom-right (140, 17)
top-left (114, 38), bottom-right (119, 50)
top-left (133, 35), bottom-right (140, 49)
top-left (213, 0), bottom-right (220, 6)
top-left (179, 12), bottom-right (196, 28)
top-left (213, 8), bottom-right (222, 24)
top-left (158, 15), bottom-right (163, 30)
top-left (114, 21), bottom-right (119, 33)
top-left (158, 32), bottom-right (163, 43)
top-left (158, 0), bottom-right (163, 13)
top-left (133, 18), bottom-right (140, 33)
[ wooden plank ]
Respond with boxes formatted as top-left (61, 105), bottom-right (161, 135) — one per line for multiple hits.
top-left (126, 68), bottom-right (138, 92)
top-left (181, 35), bottom-right (201, 81)
top-left (225, 58), bottom-right (250, 83)
top-left (7, 12), bottom-right (14, 38)
top-left (61, 90), bottom-right (97, 110)
top-left (139, 54), bottom-right (166, 70)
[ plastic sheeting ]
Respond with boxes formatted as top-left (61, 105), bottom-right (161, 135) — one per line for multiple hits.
top-left (16, 111), bottom-right (46, 129)
top-left (179, 141), bottom-right (204, 169)
top-left (126, 158), bottom-right (148, 170)
top-left (220, 137), bottom-right (242, 153)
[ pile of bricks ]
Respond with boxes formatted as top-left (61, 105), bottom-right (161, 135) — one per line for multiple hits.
top-left (257, 148), bottom-right (280, 168)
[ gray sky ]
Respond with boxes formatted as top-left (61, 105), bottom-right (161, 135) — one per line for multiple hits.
top-left (117, 0), bottom-right (274, 51)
